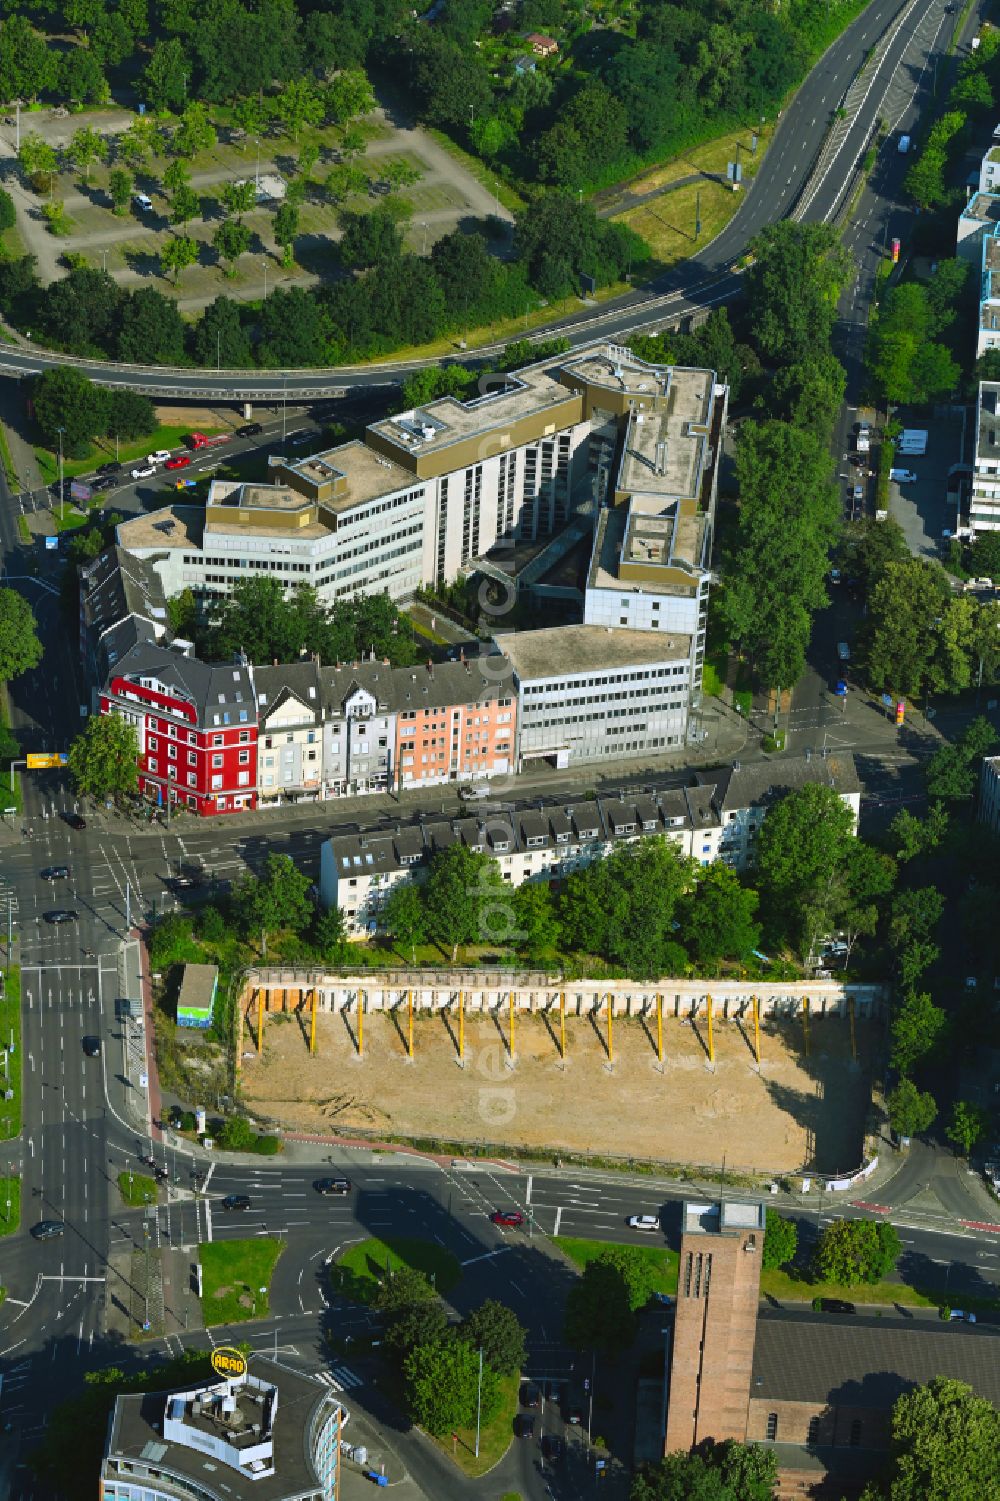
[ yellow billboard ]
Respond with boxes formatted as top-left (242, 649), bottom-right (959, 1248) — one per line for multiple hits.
top-left (26, 753), bottom-right (68, 769)
top-left (210, 1346), bottom-right (248, 1379)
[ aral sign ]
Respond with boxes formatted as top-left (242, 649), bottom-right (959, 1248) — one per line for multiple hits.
top-left (210, 1346), bottom-right (247, 1379)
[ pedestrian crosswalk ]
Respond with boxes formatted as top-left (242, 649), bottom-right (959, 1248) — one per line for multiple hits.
top-left (318, 1365), bottom-right (363, 1392)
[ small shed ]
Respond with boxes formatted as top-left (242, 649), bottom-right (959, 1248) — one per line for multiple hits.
top-left (177, 963), bottom-right (218, 1029)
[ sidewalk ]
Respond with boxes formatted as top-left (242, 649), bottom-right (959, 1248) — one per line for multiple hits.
top-left (119, 934), bottom-right (154, 1140)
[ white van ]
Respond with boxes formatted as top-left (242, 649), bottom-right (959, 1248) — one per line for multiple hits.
top-left (898, 134), bottom-right (911, 153)
top-left (890, 469), bottom-right (917, 484)
top-left (133, 192), bottom-right (153, 211)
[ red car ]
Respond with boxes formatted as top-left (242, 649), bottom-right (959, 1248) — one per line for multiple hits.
top-left (491, 1209), bottom-right (524, 1228)
top-left (165, 455), bottom-right (192, 471)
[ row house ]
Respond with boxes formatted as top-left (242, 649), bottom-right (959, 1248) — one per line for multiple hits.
top-left (320, 754), bottom-right (861, 935)
top-left (102, 640), bottom-right (257, 816)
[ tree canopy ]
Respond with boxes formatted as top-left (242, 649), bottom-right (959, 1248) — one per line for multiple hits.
top-left (0, 588), bottom-right (43, 681)
top-left (68, 713), bottom-right (139, 802)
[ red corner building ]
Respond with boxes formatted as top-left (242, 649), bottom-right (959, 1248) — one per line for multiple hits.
top-left (101, 641), bottom-right (257, 816)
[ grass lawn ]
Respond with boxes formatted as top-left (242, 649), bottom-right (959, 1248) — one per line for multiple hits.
top-left (759, 1266), bottom-right (938, 1308)
top-left (34, 423), bottom-right (229, 484)
top-left (430, 1371), bottom-right (519, 1478)
top-left (51, 504), bottom-right (89, 533)
top-left (335, 1236), bottom-right (461, 1304)
top-left (0, 967), bottom-right (21, 1143)
top-left (556, 1235), bottom-right (680, 1296)
top-left (616, 179), bottom-right (740, 277)
top-left (117, 1170), bottom-right (159, 1207)
top-left (200, 1236), bottom-right (285, 1326)
top-left (0, 1176), bottom-right (20, 1236)
top-left (599, 123), bottom-right (773, 212)
top-left (16, 516), bottom-right (30, 545)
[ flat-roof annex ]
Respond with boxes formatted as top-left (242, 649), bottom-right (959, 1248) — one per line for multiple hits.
top-left (494, 624), bottom-right (691, 681)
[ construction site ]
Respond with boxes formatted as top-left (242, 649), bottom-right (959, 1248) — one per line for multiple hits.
top-left (236, 974), bottom-right (881, 1175)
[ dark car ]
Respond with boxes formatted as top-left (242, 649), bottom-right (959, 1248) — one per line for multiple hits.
top-left (96, 461), bottom-right (120, 475)
top-left (514, 1414), bottom-right (535, 1439)
top-left (314, 1178), bottom-right (352, 1196)
top-left (82, 1036), bottom-right (101, 1057)
top-left (565, 1400), bottom-right (583, 1426)
top-left (44, 909), bottom-right (79, 924)
top-left (221, 1194), bottom-right (252, 1211)
top-left (92, 475), bottom-right (119, 492)
top-left (490, 1209), bottom-right (524, 1228)
top-left (40, 866), bottom-right (69, 881)
top-left (819, 1298), bottom-right (856, 1315)
top-left (541, 1434), bottom-right (565, 1463)
top-left (65, 813), bottom-right (87, 831)
top-left (167, 875), bottom-right (198, 890)
top-left (31, 1220), bottom-right (65, 1240)
top-left (237, 422), bottom-right (262, 438)
top-left (520, 1382), bottom-right (540, 1409)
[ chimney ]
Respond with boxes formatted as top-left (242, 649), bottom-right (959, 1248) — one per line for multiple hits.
top-left (426, 657), bottom-right (434, 676)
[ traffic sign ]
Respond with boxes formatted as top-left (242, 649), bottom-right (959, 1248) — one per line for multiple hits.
top-left (26, 753), bottom-right (68, 769)
top-left (44, 535), bottom-right (57, 551)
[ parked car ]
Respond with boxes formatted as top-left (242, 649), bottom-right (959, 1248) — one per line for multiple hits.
top-left (165, 455), bottom-right (191, 471)
top-left (627, 1213), bottom-right (660, 1232)
top-left (44, 910), bottom-right (79, 924)
top-left (237, 422), bottom-right (263, 438)
top-left (490, 1209), bottom-right (524, 1228)
top-left (130, 464), bottom-right (156, 480)
top-left (133, 192), bottom-right (153, 211)
top-left (40, 866), bottom-right (70, 881)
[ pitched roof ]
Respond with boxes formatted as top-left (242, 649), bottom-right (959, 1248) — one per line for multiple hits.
top-left (752, 1310), bottom-right (1000, 1409)
top-left (106, 640), bottom-right (254, 722)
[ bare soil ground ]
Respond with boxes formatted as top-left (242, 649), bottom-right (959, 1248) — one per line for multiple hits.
top-left (241, 1009), bottom-right (875, 1175)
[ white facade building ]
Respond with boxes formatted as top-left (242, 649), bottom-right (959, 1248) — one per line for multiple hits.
top-left (971, 381), bottom-right (1000, 535)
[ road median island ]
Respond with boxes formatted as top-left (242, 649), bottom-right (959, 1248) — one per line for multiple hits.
top-left (199, 1236), bottom-right (285, 1326)
top-left (0, 965), bottom-right (21, 1140)
top-left (0, 1175), bottom-right (20, 1236)
top-left (334, 1236), bottom-right (461, 1305)
top-left (117, 1170), bottom-right (159, 1207)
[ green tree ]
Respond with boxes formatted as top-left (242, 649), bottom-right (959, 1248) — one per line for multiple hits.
top-left (559, 837), bottom-right (694, 979)
top-left (108, 167), bottom-right (133, 216)
top-left (190, 295), bottom-right (252, 368)
top-left (68, 127), bottom-right (107, 185)
top-left (812, 1219), bottom-right (901, 1287)
top-left (221, 178), bottom-right (256, 219)
top-left (403, 1338), bottom-right (500, 1437)
top-left (458, 1300), bottom-right (526, 1377)
top-left (883, 1377), bottom-right (1000, 1501)
top-left (118, 117), bottom-right (160, 171)
top-left (511, 881), bottom-right (561, 959)
top-left (945, 1099), bottom-right (989, 1156)
top-left (143, 36), bottom-right (188, 112)
top-left (890, 990), bottom-right (948, 1076)
top-left (682, 864), bottom-right (761, 964)
top-left (970, 530), bottom-right (1000, 580)
top-left (117, 287), bottom-right (185, 364)
top-left (888, 803), bottom-right (949, 864)
top-left (889, 887), bottom-right (945, 989)
top-left (887, 1078), bottom-right (937, 1139)
top-left (424, 843), bottom-right (505, 961)
top-left (170, 184), bottom-right (200, 227)
top-left (399, 365), bottom-right (476, 409)
top-left (564, 1253), bottom-right (639, 1355)
top-left (163, 156), bottom-right (190, 195)
top-left (631, 1441), bottom-right (778, 1501)
top-left (273, 200), bottom-right (299, 265)
top-left (0, 589), bottom-right (42, 681)
top-left (173, 102), bottom-right (217, 160)
top-left (31, 367), bottom-right (108, 449)
top-left (755, 783), bottom-right (857, 956)
top-left (213, 217), bottom-right (251, 273)
top-left (324, 67), bottom-right (376, 124)
top-left (864, 558), bottom-right (955, 698)
top-left (372, 1263), bottom-right (435, 1314)
top-left (762, 1208), bottom-right (798, 1271)
top-left (744, 221), bottom-right (851, 365)
top-left (67, 712), bottom-right (139, 801)
top-left (161, 234), bottom-right (198, 283)
top-left (340, 206), bottom-right (402, 269)
top-left (723, 420), bottom-right (838, 687)
top-left (926, 716), bottom-right (997, 800)
top-left (384, 1298), bottom-right (450, 1358)
top-left (274, 77), bottom-right (323, 139)
top-left (381, 881), bottom-right (427, 963)
top-left (311, 905), bottom-right (348, 963)
top-left (19, 133), bottom-right (58, 187)
top-left (0, 16), bottom-right (57, 103)
top-left (324, 162), bottom-right (368, 205)
top-left (233, 852), bottom-right (313, 953)
top-left (839, 841), bottom-right (897, 961)
top-left (61, 47), bottom-right (109, 106)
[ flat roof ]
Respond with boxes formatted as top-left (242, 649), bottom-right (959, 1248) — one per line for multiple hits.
top-left (178, 963), bottom-right (218, 1009)
top-left (588, 505), bottom-right (707, 596)
top-left (618, 370), bottom-right (714, 506)
top-left (977, 381), bottom-right (1000, 459)
top-left (282, 439), bottom-right (420, 509)
top-left (963, 192), bottom-right (1000, 224)
top-left (105, 1359), bottom-right (334, 1501)
top-left (494, 624), bottom-right (691, 680)
top-left (682, 1198), bottom-right (767, 1234)
top-left (563, 347), bottom-right (672, 399)
top-left (117, 505), bottom-right (205, 551)
top-left (369, 366), bottom-right (569, 457)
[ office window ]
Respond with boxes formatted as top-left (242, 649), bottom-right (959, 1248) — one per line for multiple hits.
top-left (187, 752), bottom-right (196, 766)
top-left (212, 754), bottom-right (223, 768)
top-left (849, 1420), bottom-right (862, 1448)
top-left (807, 1417), bottom-right (820, 1445)
top-left (766, 1414), bottom-right (778, 1441)
top-left (211, 774), bottom-right (223, 790)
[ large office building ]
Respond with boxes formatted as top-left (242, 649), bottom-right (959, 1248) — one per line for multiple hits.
top-left (100, 1358), bottom-right (344, 1501)
top-left (114, 345), bottom-right (725, 627)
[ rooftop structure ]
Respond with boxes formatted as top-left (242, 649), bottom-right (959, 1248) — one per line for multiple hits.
top-left (958, 191), bottom-right (1000, 262)
top-left (101, 1358), bottom-right (343, 1501)
top-left (116, 505), bottom-right (205, 552)
top-left (495, 623), bottom-right (691, 679)
top-left (177, 963), bottom-right (218, 1029)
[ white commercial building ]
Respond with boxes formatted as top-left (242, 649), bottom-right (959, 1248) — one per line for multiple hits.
top-left (320, 754), bottom-right (861, 936)
top-left (970, 381), bottom-right (1000, 534)
top-left (494, 623), bottom-right (695, 768)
